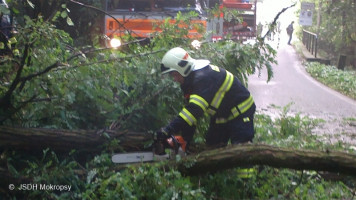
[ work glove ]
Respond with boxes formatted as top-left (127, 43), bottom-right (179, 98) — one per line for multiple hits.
top-left (153, 127), bottom-right (171, 155)
top-left (154, 127), bottom-right (170, 141)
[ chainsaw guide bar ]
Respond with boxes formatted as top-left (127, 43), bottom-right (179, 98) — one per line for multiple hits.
top-left (111, 152), bottom-right (170, 164)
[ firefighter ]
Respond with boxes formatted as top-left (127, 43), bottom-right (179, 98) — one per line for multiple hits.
top-left (157, 47), bottom-right (256, 149)
top-left (0, 0), bottom-right (17, 55)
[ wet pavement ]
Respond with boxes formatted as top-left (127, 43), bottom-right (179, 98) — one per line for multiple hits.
top-left (248, 40), bottom-right (356, 146)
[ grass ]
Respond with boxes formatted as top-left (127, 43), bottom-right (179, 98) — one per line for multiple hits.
top-left (305, 62), bottom-right (356, 100)
top-left (293, 40), bottom-right (356, 101)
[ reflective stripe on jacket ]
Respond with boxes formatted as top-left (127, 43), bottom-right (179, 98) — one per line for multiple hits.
top-left (166, 64), bottom-right (255, 136)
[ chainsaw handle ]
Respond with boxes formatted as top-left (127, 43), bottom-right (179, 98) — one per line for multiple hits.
top-left (153, 135), bottom-right (181, 155)
top-left (169, 135), bottom-right (180, 154)
top-left (153, 140), bottom-right (165, 155)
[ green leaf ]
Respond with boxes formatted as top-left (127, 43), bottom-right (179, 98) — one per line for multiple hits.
top-left (11, 8), bottom-right (20, 15)
top-left (61, 11), bottom-right (67, 18)
top-left (27, 0), bottom-right (35, 8)
top-left (7, 163), bottom-right (19, 177)
top-left (103, 132), bottom-right (111, 139)
top-left (87, 169), bottom-right (98, 184)
top-left (66, 17), bottom-right (74, 26)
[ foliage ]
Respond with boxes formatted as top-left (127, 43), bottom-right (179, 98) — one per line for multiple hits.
top-left (150, 10), bottom-right (205, 49)
top-left (0, 6), bottom-right (183, 129)
top-left (1, 1), bottom-right (355, 200)
top-left (300, 0), bottom-right (356, 66)
top-left (82, 163), bottom-right (206, 200)
top-left (194, 39), bottom-right (276, 86)
top-left (5, 149), bottom-right (84, 199)
top-left (0, 4), bottom-right (275, 130)
top-left (195, 166), bottom-right (354, 200)
top-left (305, 62), bottom-right (356, 100)
top-left (3, 106), bottom-right (356, 199)
top-left (0, 15), bottom-right (74, 127)
top-left (7, 0), bottom-right (103, 45)
top-left (254, 104), bottom-right (325, 149)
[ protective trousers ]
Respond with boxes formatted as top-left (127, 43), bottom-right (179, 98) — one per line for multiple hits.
top-left (206, 106), bottom-right (255, 147)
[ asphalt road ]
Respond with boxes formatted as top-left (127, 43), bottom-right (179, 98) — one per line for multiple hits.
top-left (249, 43), bottom-right (356, 118)
top-left (248, 41), bottom-right (356, 144)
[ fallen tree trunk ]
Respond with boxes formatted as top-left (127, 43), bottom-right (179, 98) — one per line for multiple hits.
top-left (177, 144), bottom-right (356, 177)
top-left (0, 126), bottom-right (151, 153)
top-left (1, 139), bottom-right (356, 192)
top-left (1, 126), bottom-right (356, 177)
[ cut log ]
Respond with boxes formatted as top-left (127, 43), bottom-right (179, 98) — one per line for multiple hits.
top-left (177, 144), bottom-right (356, 177)
top-left (0, 126), bottom-right (151, 153)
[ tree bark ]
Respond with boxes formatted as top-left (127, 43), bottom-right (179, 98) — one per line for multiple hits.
top-left (1, 126), bottom-right (356, 177)
top-left (0, 126), bottom-right (151, 153)
top-left (177, 144), bottom-right (356, 177)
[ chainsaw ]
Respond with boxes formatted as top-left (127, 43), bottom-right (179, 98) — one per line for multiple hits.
top-left (111, 135), bottom-right (187, 164)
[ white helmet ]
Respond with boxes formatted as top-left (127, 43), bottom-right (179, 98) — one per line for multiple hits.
top-left (161, 47), bottom-right (195, 77)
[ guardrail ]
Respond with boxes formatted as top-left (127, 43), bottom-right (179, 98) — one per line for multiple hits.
top-left (302, 30), bottom-right (318, 58)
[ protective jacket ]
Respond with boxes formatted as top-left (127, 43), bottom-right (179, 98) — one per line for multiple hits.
top-left (165, 63), bottom-right (255, 142)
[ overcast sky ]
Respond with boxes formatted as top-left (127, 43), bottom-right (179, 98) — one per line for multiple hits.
top-left (257, 0), bottom-right (298, 29)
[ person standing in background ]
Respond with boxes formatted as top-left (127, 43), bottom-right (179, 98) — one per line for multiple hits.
top-left (286, 21), bottom-right (294, 45)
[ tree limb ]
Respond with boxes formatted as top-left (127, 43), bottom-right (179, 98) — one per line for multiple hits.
top-left (177, 143), bottom-right (356, 177)
top-left (18, 61), bottom-right (61, 83)
top-left (0, 45), bottom-right (30, 121)
top-left (68, 48), bottom-right (165, 69)
top-left (0, 126), bottom-right (151, 153)
top-left (262, 3), bottom-right (296, 40)
top-left (1, 126), bottom-right (356, 177)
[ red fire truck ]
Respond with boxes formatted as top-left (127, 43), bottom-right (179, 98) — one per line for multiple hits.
top-left (221, 0), bottom-right (257, 40)
top-left (103, 0), bottom-right (257, 47)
